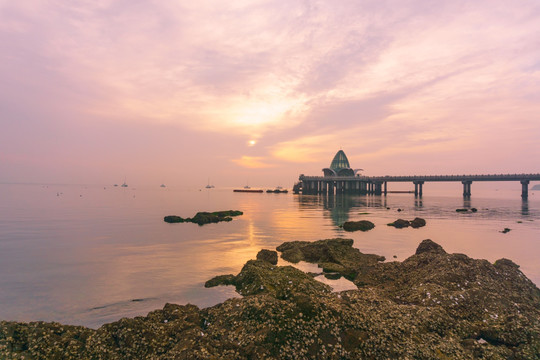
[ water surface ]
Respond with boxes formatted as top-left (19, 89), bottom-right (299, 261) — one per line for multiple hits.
top-left (0, 183), bottom-right (538, 328)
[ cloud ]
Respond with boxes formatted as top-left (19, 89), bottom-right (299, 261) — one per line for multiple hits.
top-left (231, 156), bottom-right (274, 169)
top-left (1, 0), bottom-right (540, 184)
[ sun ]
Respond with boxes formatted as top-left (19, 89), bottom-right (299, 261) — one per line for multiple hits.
top-left (248, 140), bottom-right (256, 146)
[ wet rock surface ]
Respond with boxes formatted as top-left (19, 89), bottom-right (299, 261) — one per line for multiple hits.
top-left (2, 239), bottom-right (540, 359)
top-left (342, 220), bottom-right (375, 232)
top-left (164, 210), bottom-right (243, 225)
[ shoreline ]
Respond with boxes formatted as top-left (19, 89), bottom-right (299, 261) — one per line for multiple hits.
top-left (2, 238), bottom-right (539, 359)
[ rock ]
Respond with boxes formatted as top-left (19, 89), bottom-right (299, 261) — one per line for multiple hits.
top-left (500, 228), bottom-right (511, 234)
top-left (277, 238), bottom-right (384, 280)
top-left (205, 274), bottom-right (236, 288)
top-left (494, 258), bottom-right (520, 269)
top-left (164, 210), bottom-right (243, 225)
top-left (456, 208), bottom-right (469, 212)
top-left (227, 259), bottom-right (331, 298)
top-left (164, 215), bottom-right (185, 223)
top-left (2, 239), bottom-right (540, 359)
top-left (387, 218), bottom-right (426, 229)
top-left (471, 208), bottom-right (478, 212)
top-left (256, 249), bottom-right (278, 265)
top-left (409, 217), bottom-right (426, 228)
top-left (387, 219), bottom-right (410, 228)
top-left (342, 220), bottom-right (375, 232)
top-left (415, 239), bottom-right (446, 255)
top-left (323, 272), bottom-right (342, 280)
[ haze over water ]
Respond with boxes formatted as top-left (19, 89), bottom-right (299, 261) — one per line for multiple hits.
top-left (0, 182), bottom-right (538, 329)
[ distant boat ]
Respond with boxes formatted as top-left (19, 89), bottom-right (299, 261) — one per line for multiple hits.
top-left (114, 184), bottom-right (118, 187)
top-left (234, 189), bottom-right (263, 193)
top-left (160, 184), bottom-right (166, 188)
top-left (205, 178), bottom-right (215, 189)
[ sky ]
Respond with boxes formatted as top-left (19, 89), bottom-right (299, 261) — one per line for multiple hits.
top-left (1, 0), bottom-right (539, 187)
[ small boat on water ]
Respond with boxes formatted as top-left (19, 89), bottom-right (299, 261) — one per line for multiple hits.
top-left (121, 182), bottom-right (128, 188)
top-left (205, 178), bottom-right (215, 189)
top-left (160, 184), bottom-right (166, 188)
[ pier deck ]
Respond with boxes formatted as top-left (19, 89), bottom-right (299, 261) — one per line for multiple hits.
top-left (297, 173), bottom-right (540, 198)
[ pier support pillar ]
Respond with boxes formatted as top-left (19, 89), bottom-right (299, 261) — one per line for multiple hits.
top-left (521, 180), bottom-right (529, 199)
top-left (383, 181), bottom-right (387, 196)
top-left (374, 182), bottom-right (382, 195)
top-left (462, 181), bottom-right (472, 197)
top-left (413, 181), bottom-right (424, 197)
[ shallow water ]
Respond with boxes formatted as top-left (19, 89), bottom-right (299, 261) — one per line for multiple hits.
top-left (0, 183), bottom-right (538, 328)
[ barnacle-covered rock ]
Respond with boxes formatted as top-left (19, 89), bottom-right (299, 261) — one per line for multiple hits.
top-left (2, 239), bottom-right (540, 359)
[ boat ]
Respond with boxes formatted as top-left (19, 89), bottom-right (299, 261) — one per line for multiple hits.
top-left (205, 178), bottom-right (215, 189)
top-left (160, 184), bottom-right (166, 188)
top-left (234, 189), bottom-right (263, 193)
top-left (121, 182), bottom-right (128, 188)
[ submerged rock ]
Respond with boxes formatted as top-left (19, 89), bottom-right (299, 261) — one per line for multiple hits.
top-left (410, 217), bottom-right (427, 228)
top-left (2, 239), bottom-right (540, 360)
top-left (387, 217), bottom-right (426, 228)
top-left (387, 218), bottom-right (410, 228)
top-left (163, 215), bottom-right (185, 223)
top-left (342, 220), bottom-right (375, 232)
top-left (164, 210), bottom-right (243, 225)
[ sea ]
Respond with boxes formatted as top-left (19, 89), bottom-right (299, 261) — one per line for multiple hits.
top-left (0, 182), bottom-right (539, 329)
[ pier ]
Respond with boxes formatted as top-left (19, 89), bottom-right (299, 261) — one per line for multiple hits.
top-left (296, 151), bottom-right (540, 198)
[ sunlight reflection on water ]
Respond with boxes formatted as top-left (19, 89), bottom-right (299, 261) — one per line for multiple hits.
top-left (0, 183), bottom-right (538, 328)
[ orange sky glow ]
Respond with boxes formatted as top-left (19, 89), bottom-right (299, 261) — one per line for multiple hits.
top-left (1, 1), bottom-right (539, 187)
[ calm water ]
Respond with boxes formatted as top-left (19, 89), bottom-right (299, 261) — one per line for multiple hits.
top-left (0, 183), bottom-right (539, 328)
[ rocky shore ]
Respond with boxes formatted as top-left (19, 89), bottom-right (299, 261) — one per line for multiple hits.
top-left (2, 239), bottom-right (540, 359)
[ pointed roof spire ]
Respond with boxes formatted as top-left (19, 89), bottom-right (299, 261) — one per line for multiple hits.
top-left (330, 150), bottom-right (350, 170)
